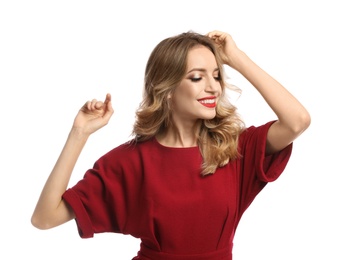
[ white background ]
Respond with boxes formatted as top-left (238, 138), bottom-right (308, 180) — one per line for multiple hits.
top-left (1, 0), bottom-right (347, 259)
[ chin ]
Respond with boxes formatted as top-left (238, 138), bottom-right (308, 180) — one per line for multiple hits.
top-left (200, 113), bottom-right (216, 120)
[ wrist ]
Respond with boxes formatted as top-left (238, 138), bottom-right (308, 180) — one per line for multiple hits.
top-left (69, 127), bottom-right (90, 142)
top-left (227, 50), bottom-right (252, 72)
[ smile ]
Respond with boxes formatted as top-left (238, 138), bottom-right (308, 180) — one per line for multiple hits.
top-left (197, 97), bottom-right (217, 108)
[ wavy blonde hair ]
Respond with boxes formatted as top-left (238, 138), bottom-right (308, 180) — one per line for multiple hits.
top-left (132, 31), bottom-right (245, 175)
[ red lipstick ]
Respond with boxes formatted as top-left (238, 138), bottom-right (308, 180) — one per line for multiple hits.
top-left (197, 96), bottom-right (217, 108)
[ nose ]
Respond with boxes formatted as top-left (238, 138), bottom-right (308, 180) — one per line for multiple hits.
top-left (205, 77), bottom-right (221, 94)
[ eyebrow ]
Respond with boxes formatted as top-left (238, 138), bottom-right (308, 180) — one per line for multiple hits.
top-left (187, 67), bottom-right (219, 74)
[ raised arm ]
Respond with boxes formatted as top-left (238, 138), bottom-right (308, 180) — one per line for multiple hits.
top-left (31, 93), bottom-right (114, 230)
top-left (207, 30), bottom-right (311, 154)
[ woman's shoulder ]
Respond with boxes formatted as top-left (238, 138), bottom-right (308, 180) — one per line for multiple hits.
top-left (239, 121), bottom-right (276, 139)
top-left (104, 137), bottom-right (155, 158)
top-left (91, 138), bottom-right (156, 175)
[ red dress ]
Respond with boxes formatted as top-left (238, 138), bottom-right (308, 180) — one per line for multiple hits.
top-left (62, 121), bottom-right (292, 260)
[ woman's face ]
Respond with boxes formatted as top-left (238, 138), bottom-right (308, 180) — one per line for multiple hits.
top-left (170, 45), bottom-right (222, 123)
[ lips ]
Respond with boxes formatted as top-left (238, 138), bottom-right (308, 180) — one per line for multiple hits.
top-left (197, 96), bottom-right (217, 108)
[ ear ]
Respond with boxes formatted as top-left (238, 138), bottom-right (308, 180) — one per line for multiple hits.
top-left (166, 92), bottom-right (173, 110)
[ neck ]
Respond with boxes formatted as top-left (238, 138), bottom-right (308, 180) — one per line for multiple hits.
top-left (156, 120), bottom-right (202, 148)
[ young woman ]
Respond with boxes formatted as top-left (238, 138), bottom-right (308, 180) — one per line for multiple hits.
top-left (31, 30), bottom-right (311, 259)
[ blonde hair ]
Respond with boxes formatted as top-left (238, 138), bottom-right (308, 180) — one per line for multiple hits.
top-left (132, 31), bottom-right (245, 175)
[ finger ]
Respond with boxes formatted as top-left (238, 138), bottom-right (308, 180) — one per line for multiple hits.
top-left (95, 94), bottom-right (111, 110)
top-left (104, 93), bottom-right (112, 104)
top-left (207, 30), bottom-right (224, 38)
top-left (104, 100), bottom-right (114, 120)
top-left (90, 99), bottom-right (98, 110)
top-left (85, 100), bottom-right (92, 111)
top-left (104, 93), bottom-right (113, 113)
top-left (207, 32), bottom-right (228, 47)
top-left (95, 101), bottom-right (105, 110)
top-left (104, 93), bottom-right (113, 115)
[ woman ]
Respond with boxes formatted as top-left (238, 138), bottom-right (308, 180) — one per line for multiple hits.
top-left (31, 30), bottom-right (310, 259)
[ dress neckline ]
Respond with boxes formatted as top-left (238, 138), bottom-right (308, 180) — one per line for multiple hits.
top-left (152, 137), bottom-right (199, 151)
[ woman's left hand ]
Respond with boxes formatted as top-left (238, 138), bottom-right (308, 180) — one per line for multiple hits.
top-left (206, 30), bottom-right (242, 69)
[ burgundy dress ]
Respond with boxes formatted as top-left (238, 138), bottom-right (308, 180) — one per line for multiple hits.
top-left (62, 121), bottom-right (292, 260)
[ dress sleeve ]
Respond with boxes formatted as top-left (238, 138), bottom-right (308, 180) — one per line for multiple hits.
top-left (62, 145), bottom-right (133, 238)
top-left (237, 121), bottom-right (293, 213)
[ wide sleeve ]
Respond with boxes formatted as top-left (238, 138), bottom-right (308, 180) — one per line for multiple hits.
top-left (62, 143), bottom-right (138, 238)
top-left (237, 121), bottom-right (293, 214)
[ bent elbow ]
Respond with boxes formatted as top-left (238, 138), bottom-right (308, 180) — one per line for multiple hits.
top-left (31, 212), bottom-right (54, 230)
top-left (31, 214), bottom-right (45, 230)
top-left (300, 110), bottom-right (311, 132)
top-left (292, 110), bottom-right (311, 136)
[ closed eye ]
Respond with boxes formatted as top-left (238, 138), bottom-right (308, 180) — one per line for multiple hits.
top-left (190, 77), bottom-right (202, 82)
top-left (214, 72), bottom-right (221, 81)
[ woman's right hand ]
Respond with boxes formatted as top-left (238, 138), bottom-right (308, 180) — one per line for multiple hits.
top-left (73, 93), bottom-right (114, 135)
top-left (31, 93), bottom-right (114, 230)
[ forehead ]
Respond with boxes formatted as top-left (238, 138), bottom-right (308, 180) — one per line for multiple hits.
top-left (186, 45), bottom-right (217, 70)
